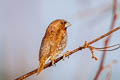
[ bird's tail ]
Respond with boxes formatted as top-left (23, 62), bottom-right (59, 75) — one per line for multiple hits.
top-left (37, 61), bottom-right (45, 75)
top-left (37, 56), bottom-right (51, 75)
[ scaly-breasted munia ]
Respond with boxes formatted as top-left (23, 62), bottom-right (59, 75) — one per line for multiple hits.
top-left (37, 19), bottom-right (71, 74)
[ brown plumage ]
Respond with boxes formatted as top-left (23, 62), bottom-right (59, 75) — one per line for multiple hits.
top-left (37, 19), bottom-right (71, 75)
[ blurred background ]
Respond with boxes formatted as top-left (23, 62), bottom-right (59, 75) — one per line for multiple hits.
top-left (0, 0), bottom-right (120, 80)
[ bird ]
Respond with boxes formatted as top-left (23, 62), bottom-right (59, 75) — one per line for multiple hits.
top-left (37, 19), bottom-right (71, 75)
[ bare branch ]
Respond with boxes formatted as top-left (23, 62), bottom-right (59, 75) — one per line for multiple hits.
top-left (15, 25), bottom-right (120, 80)
top-left (94, 0), bottom-right (117, 80)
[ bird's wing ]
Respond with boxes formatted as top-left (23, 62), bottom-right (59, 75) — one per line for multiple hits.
top-left (39, 34), bottom-right (51, 60)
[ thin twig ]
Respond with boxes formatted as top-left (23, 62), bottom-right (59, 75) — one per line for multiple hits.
top-left (94, 0), bottom-right (117, 80)
top-left (95, 44), bottom-right (120, 51)
top-left (15, 25), bottom-right (120, 80)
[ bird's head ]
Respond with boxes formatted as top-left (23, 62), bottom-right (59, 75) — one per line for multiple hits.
top-left (50, 19), bottom-right (71, 30)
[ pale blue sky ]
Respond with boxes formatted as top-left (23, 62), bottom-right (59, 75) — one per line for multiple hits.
top-left (0, 0), bottom-right (120, 80)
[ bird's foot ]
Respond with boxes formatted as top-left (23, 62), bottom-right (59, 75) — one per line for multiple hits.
top-left (51, 58), bottom-right (56, 66)
top-left (62, 50), bottom-right (70, 62)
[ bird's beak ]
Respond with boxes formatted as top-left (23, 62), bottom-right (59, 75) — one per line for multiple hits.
top-left (65, 22), bottom-right (71, 27)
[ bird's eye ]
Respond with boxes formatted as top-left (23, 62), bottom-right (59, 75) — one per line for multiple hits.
top-left (60, 21), bottom-right (67, 25)
top-left (64, 21), bottom-right (67, 24)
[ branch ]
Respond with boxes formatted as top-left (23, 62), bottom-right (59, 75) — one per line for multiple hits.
top-left (94, 0), bottom-right (117, 80)
top-left (15, 25), bottom-right (120, 80)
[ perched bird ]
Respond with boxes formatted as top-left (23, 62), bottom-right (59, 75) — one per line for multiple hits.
top-left (37, 19), bottom-right (71, 75)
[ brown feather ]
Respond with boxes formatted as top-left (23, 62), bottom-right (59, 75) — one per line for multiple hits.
top-left (37, 19), bottom-right (70, 74)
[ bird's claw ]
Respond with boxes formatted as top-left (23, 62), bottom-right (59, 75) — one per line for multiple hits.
top-left (62, 50), bottom-right (70, 62)
top-left (51, 57), bottom-right (57, 66)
